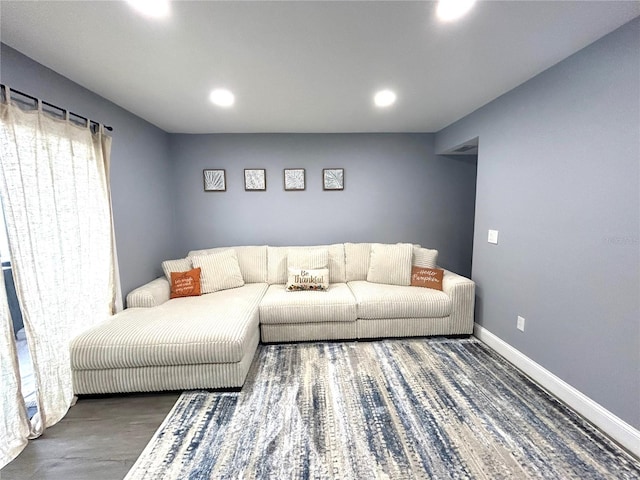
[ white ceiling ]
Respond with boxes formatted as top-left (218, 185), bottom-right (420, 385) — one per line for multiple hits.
top-left (1, 1), bottom-right (638, 134)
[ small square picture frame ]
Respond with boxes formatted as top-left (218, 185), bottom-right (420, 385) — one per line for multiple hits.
top-left (323, 168), bottom-right (344, 191)
top-left (284, 168), bottom-right (306, 191)
top-left (203, 169), bottom-right (226, 192)
top-left (244, 168), bottom-right (266, 191)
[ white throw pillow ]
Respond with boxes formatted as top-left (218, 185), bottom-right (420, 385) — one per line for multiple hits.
top-left (286, 267), bottom-right (330, 291)
top-left (366, 243), bottom-right (413, 286)
top-left (161, 258), bottom-right (193, 282)
top-left (188, 245), bottom-right (268, 283)
top-left (287, 248), bottom-right (329, 270)
top-left (413, 246), bottom-right (438, 268)
top-left (190, 250), bottom-right (245, 294)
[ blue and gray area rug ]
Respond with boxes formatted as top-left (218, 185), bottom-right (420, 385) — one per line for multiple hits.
top-left (125, 338), bottom-right (640, 479)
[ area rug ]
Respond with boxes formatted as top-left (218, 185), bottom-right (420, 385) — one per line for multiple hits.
top-left (125, 338), bottom-right (640, 479)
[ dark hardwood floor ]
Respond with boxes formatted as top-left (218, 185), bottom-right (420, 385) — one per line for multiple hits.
top-left (1, 392), bottom-right (180, 480)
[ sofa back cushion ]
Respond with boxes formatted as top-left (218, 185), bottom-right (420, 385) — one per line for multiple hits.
top-left (268, 244), bottom-right (346, 285)
top-left (287, 248), bottom-right (329, 270)
top-left (344, 243), bottom-right (372, 281)
top-left (188, 245), bottom-right (268, 283)
top-left (366, 243), bottom-right (413, 286)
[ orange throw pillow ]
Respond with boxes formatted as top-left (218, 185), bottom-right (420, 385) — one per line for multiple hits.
top-left (170, 268), bottom-right (202, 299)
top-left (411, 266), bottom-right (444, 290)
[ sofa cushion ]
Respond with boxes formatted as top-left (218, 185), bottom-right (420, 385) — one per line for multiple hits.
top-left (348, 281), bottom-right (451, 319)
top-left (191, 250), bottom-right (245, 294)
top-left (188, 245), bottom-right (268, 283)
top-left (170, 268), bottom-right (201, 298)
top-left (287, 247), bottom-right (329, 269)
top-left (345, 243), bottom-right (371, 281)
top-left (71, 283), bottom-right (268, 370)
top-left (286, 267), bottom-right (330, 291)
top-left (268, 244), bottom-right (346, 285)
top-left (259, 283), bottom-right (357, 324)
top-left (413, 246), bottom-right (438, 268)
top-left (161, 257), bottom-right (192, 282)
top-left (366, 243), bottom-right (413, 286)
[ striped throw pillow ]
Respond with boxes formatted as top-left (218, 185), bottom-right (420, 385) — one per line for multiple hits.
top-left (366, 243), bottom-right (413, 286)
top-left (161, 257), bottom-right (193, 282)
top-left (190, 250), bottom-right (245, 294)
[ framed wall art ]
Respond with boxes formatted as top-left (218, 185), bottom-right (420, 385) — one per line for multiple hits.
top-left (244, 169), bottom-right (266, 191)
top-left (284, 168), bottom-right (305, 191)
top-left (323, 168), bottom-right (344, 191)
top-left (203, 169), bottom-right (226, 192)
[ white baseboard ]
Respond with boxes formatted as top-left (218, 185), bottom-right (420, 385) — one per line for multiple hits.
top-left (473, 323), bottom-right (640, 458)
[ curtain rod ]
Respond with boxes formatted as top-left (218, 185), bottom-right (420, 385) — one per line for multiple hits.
top-left (0, 84), bottom-right (113, 132)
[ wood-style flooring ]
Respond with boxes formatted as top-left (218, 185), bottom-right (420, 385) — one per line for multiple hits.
top-left (1, 392), bottom-right (180, 480)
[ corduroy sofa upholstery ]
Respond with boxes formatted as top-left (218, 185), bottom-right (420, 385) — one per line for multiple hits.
top-left (70, 243), bottom-right (475, 394)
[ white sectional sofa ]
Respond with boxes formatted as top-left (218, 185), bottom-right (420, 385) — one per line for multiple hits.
top-left (70, 243), bottom-right (475, 394)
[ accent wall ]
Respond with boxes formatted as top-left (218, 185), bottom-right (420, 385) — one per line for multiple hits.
top-left (168, 133), bottom-right (477, 277)
top-left (435, 18), bottom-right (640, 429)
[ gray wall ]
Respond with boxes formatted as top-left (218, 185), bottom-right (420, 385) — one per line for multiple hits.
top-left (435, 18), bottom-right (640, 428)
top-left (0, 44), bottom-right (478, 290)
top-left (169, 133), bottom-right (477, 277)
top-left (0, 44), bottom-right (177, 298)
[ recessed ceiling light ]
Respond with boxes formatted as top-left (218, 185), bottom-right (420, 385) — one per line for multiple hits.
top-left (209, 89), bottom-right (235, 108)
top-left (127, 0), bottom-right (170, 19)
top-left (437, 0), bottom-right (476, 22)
top-left (374, 90), bottom-right (397, 108)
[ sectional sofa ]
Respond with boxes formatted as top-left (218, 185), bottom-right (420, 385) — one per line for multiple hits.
top-left (70, 243), bottom-right (475, 395)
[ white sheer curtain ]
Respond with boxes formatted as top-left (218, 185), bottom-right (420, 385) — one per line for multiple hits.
top-left (0, 87), bottom-right (116, 467)
top-left (0, 268), bottom-right (30, 466)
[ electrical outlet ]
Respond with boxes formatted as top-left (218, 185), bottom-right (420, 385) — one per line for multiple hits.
top-left (517, 316), bottom-right (525, 332)
top-left (488, 229), bottom-right (499, 244)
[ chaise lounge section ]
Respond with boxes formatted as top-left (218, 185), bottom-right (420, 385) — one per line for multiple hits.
top-left (70, 243), bottom-right (475, 394)
top-left (71, 283), bottom-right (267, 394)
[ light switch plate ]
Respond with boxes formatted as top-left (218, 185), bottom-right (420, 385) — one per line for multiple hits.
top-left (488, 229), bottom-right (499, 244)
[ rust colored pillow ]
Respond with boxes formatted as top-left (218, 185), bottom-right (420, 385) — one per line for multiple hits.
top-left (411, 266), bottom-right (444, 290)
top-left (170, 268), bottom-right (202, 299)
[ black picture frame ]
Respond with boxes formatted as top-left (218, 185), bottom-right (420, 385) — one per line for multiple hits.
top-left (244, 169), bottom-right (267, 191)
top-left (203, 169), bottom-right (226, 192)
top-left (323, 168), bottom-right (344, 190)
top-left (284, 168), bottom-right (306, 191)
